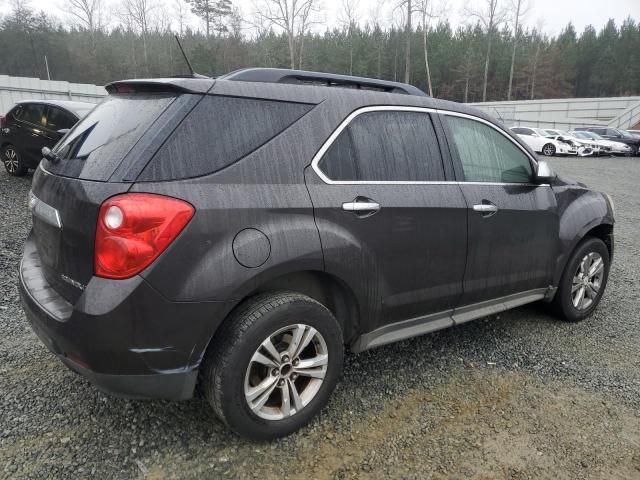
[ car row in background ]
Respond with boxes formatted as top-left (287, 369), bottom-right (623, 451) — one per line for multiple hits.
top-left (1, 100), bottom-right (94, 176)
top-left (511, 125), bottom-right (639, 157)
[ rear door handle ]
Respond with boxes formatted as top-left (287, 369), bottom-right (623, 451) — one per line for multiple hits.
top-left (472, 204), bottom-right (498, 213)
top-left (473, 202), bottom-right (498, 217)
top-left (342, 201), bottom-right (380, 212)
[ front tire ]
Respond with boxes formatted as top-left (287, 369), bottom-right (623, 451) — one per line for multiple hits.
top-left (2, 144), bottom-right (27, 176)
top-left (542, 143), bottom-right (556, 156)
top-left (552, 237), bottom-right (610, 322)
top-left (201, 291), bottom-right (344, 440)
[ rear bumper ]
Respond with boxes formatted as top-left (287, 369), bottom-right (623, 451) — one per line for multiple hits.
top-left (19, 233), bottom-right (229, 400)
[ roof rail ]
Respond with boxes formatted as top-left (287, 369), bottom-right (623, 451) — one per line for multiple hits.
top-left (219, 68), bottom-right (428, 97)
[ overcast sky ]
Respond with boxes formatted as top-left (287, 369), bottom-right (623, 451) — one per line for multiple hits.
top-left (1, 0), bottom-right (638, 37)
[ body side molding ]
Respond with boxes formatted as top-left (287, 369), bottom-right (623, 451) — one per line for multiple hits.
top-left (351, 288), bottom-right (552, 353)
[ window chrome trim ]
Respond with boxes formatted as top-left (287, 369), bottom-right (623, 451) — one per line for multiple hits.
top-left (310, 105), bottom-right (540, 186)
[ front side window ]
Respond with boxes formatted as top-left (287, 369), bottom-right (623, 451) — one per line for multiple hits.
top-left (444, 115), bottom-right (533, 184)
top-left (318, 110), bottom-right (445, 182)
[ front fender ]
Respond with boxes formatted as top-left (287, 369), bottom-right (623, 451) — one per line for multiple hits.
top-left (552, 184), bottom-right (614, 286)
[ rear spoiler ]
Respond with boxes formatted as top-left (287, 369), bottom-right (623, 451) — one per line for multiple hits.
top-left (105, 78), bottom-right (215, 95)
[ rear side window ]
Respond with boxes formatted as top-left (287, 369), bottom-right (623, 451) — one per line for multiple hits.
top-left (444, 115), bottom-right (533, 183)
top-left (317, 111), bottom-right (445, 182)
top-left (46, 94), bottom-right (177, 180)
top-left (46, 107), bottom-right (77, 131)
top-left (138, 96), bottom-right (313, 181)
top-left (19, 104), bottom-right (46, 126)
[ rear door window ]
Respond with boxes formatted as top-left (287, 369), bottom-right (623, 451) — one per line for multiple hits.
top-left (45, 94), bottom-right (178, 180)
top-left (317, 110), bottom-right (445, 182)
top-left (138, 95), bottom-right (314, 181)
top-left (46, 107), bottom-right (77, 131)
top-left (19, 104), bottom-right (46, 127)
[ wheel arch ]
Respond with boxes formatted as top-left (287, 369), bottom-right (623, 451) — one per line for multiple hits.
top-left (553, 220), bottom-right (614, 287)
top-left (242, 270), bottom-right (361, 345)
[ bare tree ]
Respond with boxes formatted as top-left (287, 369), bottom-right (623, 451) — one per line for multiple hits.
top-left (339, 0), bottom-right (359, 75)
top-left (403, 0), bottom-right (412, 82)
top-left (464, 0), bottom-right (507, 101)
top-left (64, 0), bottom-right (102, 32)
top-left (173, 0), bottom-right (189, 35)
top-left (507, 0), bottom-right (530, 100)
top-left (529, 20), bottom-right (545, 99)
top-left (253, 0), bottom-right (321, 70)
top-left (120, 0), bottom-right (157, 72)
top-left (297, 0), bottom-right (320, 69)
top-left (368, 0), bottom-right (387, 78)
top-left (417, 0), bottom-right (445, 96)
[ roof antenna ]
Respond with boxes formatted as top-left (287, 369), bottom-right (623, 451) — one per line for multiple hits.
top-left (174, 35), bottom-right (206, 78)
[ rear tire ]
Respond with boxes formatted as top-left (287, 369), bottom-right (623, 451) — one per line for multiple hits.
top-left (201, 291), bottom-right (344, 440)
top-left (542, 143), bottom-right (556, 156)
top-left (2, 144), bottom-right (27, 176)
top-left (552, 237), bottom-right (610, 322)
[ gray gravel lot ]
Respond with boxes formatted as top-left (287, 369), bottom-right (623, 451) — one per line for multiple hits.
top-left (1, 157), bottom-right (639, 479)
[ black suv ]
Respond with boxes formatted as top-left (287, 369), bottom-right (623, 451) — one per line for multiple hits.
top-left (19, 69), bottom-right (614, 440)
top-left (1, 100), bottom-right (95, 176)
top-left (574, 126), bottom-right (640, 155)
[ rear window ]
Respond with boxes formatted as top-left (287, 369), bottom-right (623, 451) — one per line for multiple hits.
top-left (137, 95), bottom-right (313, 181)
top-left (45, 94), bottom-right (178, 180)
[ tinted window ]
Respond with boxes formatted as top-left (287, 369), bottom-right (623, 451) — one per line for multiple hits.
top-left (20, 104), bottom-right (46, 126)
top-left (139, 95), bottom-right (313, 181)
top-left (318, 111), bottom-right (445, 181)
top-left (445, 115), bottom-right (533, 183)
top-left (45, 94), bottom-right (177, 180)
top-left (46, 107), bottom-right (77, 131)
top-left (512, 128), bottom-right (532, 135)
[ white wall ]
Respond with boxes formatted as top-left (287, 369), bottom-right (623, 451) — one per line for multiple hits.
top-left (0, 75), bottom-right (106, 114)
top-left (469, 96), bottom-right (640, 130)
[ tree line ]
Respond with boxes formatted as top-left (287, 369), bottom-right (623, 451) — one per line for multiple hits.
top-left (0, 0), bottom-right (639, 103)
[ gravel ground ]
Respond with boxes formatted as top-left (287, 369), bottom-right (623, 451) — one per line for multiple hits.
top-left (1, 157), bottom-right (639, 479)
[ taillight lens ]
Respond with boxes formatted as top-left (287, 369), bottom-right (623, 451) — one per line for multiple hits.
top-left (95, 193), bottom-right (194, 279)
top-left (0, 115), bottom-right (6, 129)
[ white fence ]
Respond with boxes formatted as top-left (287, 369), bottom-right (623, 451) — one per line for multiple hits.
top-left (0, 75), bottom-right (106, 114)
top-left (469, 96), bottom-right (640, 130)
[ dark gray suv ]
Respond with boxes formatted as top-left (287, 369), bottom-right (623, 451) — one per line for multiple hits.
top-left (19, 69), bottom-right (614, 440)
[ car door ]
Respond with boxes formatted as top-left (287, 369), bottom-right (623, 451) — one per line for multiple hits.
top-left (305, 107), bottom-right (468, 333)
top-left (439, 112), bottom-right (559, 308)
top-left (13, 103), bottom-right (49, 165)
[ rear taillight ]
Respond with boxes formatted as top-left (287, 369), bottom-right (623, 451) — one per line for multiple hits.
top-left (0, 115), bottom-right (6, 129)
top-left (95, 193), bottom-right (194, 279)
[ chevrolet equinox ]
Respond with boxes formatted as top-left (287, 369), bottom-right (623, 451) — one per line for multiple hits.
top-left (20, 68), bottom-right (614, 440)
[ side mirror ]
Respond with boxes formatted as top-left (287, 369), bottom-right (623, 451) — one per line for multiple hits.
top-left (535, 160), bottom-right (554, 183)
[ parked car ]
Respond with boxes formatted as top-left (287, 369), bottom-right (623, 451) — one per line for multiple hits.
top-left (20, 69), bottom-right (614, 440)
top-left (1, 100), bottom-right (94, 176)
top-left (543, 129), bottom-right (599, 156)
top-left (570, 131), bottom-right (632, 156)
top-left (510, 126), bottom-right (573, 156)
top-left (574, 126), bottom-right (640, 155)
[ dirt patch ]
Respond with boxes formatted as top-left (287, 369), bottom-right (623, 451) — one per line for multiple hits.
top-left (146, 368), bottom-right (640, 479)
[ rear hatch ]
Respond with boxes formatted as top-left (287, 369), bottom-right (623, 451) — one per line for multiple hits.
top-left (29, 81), bottom-right (210, 304)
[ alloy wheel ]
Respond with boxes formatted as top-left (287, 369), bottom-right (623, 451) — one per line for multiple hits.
top-left (543, 144), bottom-right (555, 156)
top-left (3, 147), bottom-right (19, 173)
top-left (571, 252), bottom-right (604, 311)
top-left (244, 324), bottom-right (328, 420)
